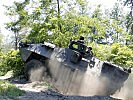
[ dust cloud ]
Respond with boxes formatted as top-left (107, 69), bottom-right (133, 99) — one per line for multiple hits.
top-left (43, 60), bottom-right (127, 97)
top-left (78, 70), bottom-right (133, 99)
top-left (78, 71), bottom-right (112, 96)
top-left (112, 74), bottom-right (133, 100)
top-left (29, 66), bottom-right (47, 81)
top-left (28, 58), bottom-right (133, 99)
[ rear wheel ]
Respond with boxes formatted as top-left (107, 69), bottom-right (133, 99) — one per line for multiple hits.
top-left (25, 59), bottom-right (47, 81)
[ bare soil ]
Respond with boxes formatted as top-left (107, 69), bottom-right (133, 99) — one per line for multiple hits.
top-left (0, 75), bottom-right (121, 100)
top-left (0, 72), bottom-right (120, 100)
top-left (16, 82), bottom-right (121, 100)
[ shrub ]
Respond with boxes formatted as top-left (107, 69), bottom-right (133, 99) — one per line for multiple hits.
top-left (89, 42), bottom-right (133, 68)
top-left (0, 50), bottom-right (24, 76)
top-left (0, 80), bottom-right (25, 99)
top-left (128, 43), bottom-right (133, 50)
top-left (89, 42), bottom-right (111, 60)
top-left (107, 43), bottom-right (133, 68)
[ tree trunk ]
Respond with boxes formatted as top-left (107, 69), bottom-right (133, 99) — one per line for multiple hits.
top-left (15, 32), bottom-right (18, 50)
top-left (57, 0), bottom-right (62, 32)
top-left (57, 0), bottom-right (60, 16)
top-left (116, 32), bottom-right (119, 42)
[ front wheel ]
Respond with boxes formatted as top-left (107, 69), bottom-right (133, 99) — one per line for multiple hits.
top-left (25, 59), bottom-right (47, 81)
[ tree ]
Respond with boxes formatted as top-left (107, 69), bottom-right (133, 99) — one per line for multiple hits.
top-left (92, 5), bottom-right (103, 20)
top-left (0, 28), bottom-right (4, 48)
top-left (0, 34), bottom-right (3, 47)
top-left (124, 0), bottom-right (133, 28)
top-left (105, 2), bottom-right (131, 44)
top-left (124, 0), bottom-right (133, 15)
top-left (124, 0), bottom-right (133, 43)
top-left (26, 0), bottom-right (58, 43)
top-left (110, 3), bottom-right (123, 21)
top-left (76, 0), bottom-right (88, 15)
top-left (5, 0), bottom-right (29, 50)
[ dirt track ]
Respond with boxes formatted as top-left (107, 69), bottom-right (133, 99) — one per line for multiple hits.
top-left (0, 76), bottom-right (121, 100)
top-left (15, 80), bottom-right (121, 100)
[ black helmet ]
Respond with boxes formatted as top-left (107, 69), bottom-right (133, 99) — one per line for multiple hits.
top-left (79, 36), bottom-right (84, 40)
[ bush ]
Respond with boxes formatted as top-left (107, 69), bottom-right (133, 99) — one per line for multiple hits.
top-left (0, 80), bottom-right (25, 99)
top-left (107, 43), bottom-right (133, 68)
top-left (0, 43), bottom-right (132, 76)
top-left (0, 50), bottom-right (24, 76)
top-left (89, 42), bottom-right (111, 60)
top-left (128, 43), bottom-right (133, 50)
top-left (89, 42), bottom-right (133, 68)
top-left (53, 40), bottom-right (133, 68)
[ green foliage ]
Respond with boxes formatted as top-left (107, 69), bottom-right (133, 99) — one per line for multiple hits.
top-left (0, 80), bottom-right (25, 99)
top-left (0, 34), bottom-right (3, 46)
top-left (0, 50), bottom-right (24, 76)
top-left (92, 4), bottom-right (102, 20)
top-left (110, 2), bottom-right (123, 21)
top-left (5, 0), bottom-right (29, 50)
top-left (128, 43), bottom-right (133, 50)
top-left (27, 13), bottom-right (107, 47)
top-left (76, 0), bottom-right (88, 14)
top-left (4, 0), bottom-right (133, 69)
top-left (108, 43), bottom-right (133, 67)
top-left (89, 42), bottom-right (133, 68)
top-left (89, 42), bottom-right (111, 60)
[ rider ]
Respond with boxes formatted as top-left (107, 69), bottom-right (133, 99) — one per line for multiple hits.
top-left (68, 36), bottom-right (86, 54)
top-left (77, 36), bottom-right (86, 53)
top-left (77, 36), bottom-right (85, 44)
top-left (68, 36), bottom-right (93, 57)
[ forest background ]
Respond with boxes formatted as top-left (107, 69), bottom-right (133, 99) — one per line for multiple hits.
top-left (0, 0), bottom-right (132, 76)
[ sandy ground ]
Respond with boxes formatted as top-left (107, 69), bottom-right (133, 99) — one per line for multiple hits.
top-left (0, 75), bottom-right (121, 100)
top-left (15, 81), bottom-right (120, 100)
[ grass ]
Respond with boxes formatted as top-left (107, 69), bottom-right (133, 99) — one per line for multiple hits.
top-left (0, 80), bottom-right (25, 99)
